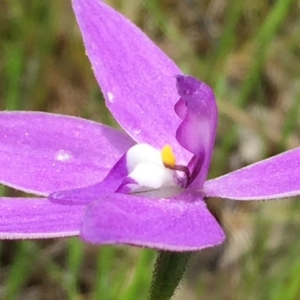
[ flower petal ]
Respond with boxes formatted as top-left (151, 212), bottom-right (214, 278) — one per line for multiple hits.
top-left (72, 0), bottom-right (190, 161)
top-left (81, 192), bottom-right (225, 251)
top-left (0, 198), bottom-right (84, 239)
top-left (175, 76), bottom-right (218, 189)
top-left (0, 111), bottom-right (134, 195)
top-left (50, 143), bottom-right (177, 204)
top-left (203, 148), bottom-right (300, 200)
top-left (49, 154), bottom-right (128, 205)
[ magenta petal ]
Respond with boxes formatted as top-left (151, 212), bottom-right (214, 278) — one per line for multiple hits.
top-left (204, 148), bottom-right (300, 200)
top-left (175, 76), bottom-right (218, 189)
top-left (0, 111), bottom-right (134, 195)
top-left (0, 198), bottom-right (84, 239)
top-left (81, 192), bottom-right (225, 251)
top-left (72, 0), bottom-right (190, 161)
top-left (49, 154), bottom-right (128, 205)
top-left (174, 98), bottom-right (187, 120)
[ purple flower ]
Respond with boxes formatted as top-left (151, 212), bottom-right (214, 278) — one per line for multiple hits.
top-left (1, 0), bottom-right (300, 251)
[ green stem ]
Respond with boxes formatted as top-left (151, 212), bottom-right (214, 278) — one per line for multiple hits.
top-left (149, 251), bottom-right (192, 300)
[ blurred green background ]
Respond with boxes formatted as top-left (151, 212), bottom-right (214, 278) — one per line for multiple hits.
top-left (1, 0), bottom-right (300, 299)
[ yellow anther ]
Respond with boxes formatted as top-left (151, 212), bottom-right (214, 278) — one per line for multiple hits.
top-left (161, 144), bottom-right (176, 168)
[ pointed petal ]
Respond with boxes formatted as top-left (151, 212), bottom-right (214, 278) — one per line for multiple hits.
top-left (203, 148), bottom-right (300, 200)
top-left (81, 192), bottom-right (225, 251)
top-left (0, 198), bottom-right (84, 239)
top-left (0, 111), bottom-right (134, 195)
top-left (72, 0), bottom-right (190, 161)
top-left (175, 76), bottom-right (218, 189)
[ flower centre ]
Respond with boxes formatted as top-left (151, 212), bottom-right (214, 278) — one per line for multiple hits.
top-left (117, 143), bottom-right (189, 194)
top-left (161, 144), bottom-right (176, 168)
top-left (161, 144), bottom-right (190, 183)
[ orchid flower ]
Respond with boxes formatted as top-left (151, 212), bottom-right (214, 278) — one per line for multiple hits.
top-left (1, 0), bottom-right (300, 254)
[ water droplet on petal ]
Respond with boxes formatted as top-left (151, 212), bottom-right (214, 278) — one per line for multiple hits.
top-left (107, 92), bottom-right (114, 103)
top-left (55, 149), bottom-right (73, 162)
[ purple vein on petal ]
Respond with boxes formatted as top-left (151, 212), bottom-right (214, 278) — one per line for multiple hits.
top-left (81, 192), bottom-right (225, 251)
top-left (0, 111), bottom-right (134, 195)
top-left (203, 147), bottom-right (300, 200)
top-left (175, 75), bottom-right (218, 189)
top-left (72, 0), bottom-right (190, 162)
top-left (0, 198), bottom-right (84, 239)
